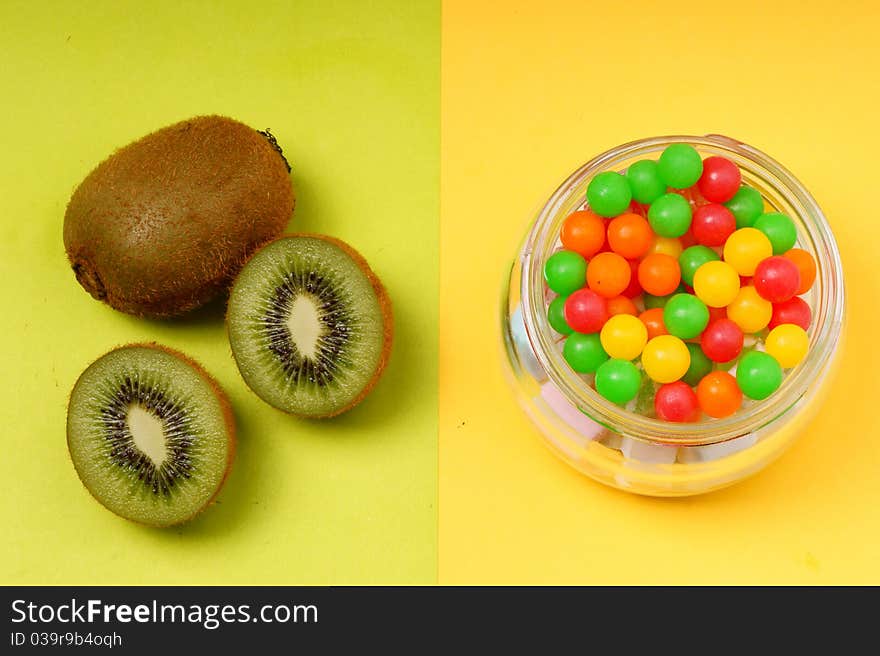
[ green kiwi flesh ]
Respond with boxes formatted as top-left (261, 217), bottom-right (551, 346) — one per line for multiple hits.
top-left (227, 234), bottom-right (393, 418)
top-left (67, 344), bottom-right (235, 527)
top-left (63, 115), bottom-right (294, 318)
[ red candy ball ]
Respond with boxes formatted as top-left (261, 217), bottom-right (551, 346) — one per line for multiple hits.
top-left (563, 288), bottom-right (609, 334)
top-left (697, 156), bottom-right (742, 203)
top-left (654, 381), bottom-right (700, 422)
top-left (754, 256), bottom-right (801, 303)
top-left (691, 203), bottom-right (736, 247)
top-left (708, 305), bottom-right (727, 324)
top-left (700, 318), bottom-right (744, 363)
top-left (769, 296), bottom-right (811, 331)
top-left (621, 259), bottom-right (643, 298)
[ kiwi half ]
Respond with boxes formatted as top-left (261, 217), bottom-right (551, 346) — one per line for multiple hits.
top-left (63, 115), bottom-right (294, 318)
top-left (67, 344), bottom-right (236, 527)
top-left (227, 234), bottom-right (392, 418)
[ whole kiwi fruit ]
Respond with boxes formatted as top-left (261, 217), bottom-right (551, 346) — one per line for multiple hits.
top-left (63, 115), bottom-right (294, 318)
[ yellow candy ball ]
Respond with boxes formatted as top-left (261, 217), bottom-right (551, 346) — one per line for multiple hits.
top-left (650, 236), bottom-right (684, 259)
top-left (641, 335), bottom-right (690, 383)
top-left (723, 227), bottom-right (773, 276)
top-left (727, 286), bottom-right (772, 333)
top-left (765, 324), bottom-right (809, 368)
top-left (600, 314), bottom-right (648, 361)
top-left (693, 260), bottom-right (740, 308)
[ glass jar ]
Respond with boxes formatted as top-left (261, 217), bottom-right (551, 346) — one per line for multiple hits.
top-left (502, 135), bottom-right (845, 496)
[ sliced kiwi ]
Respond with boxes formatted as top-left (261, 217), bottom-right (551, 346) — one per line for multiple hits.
top-left (67, 344), bottom-right (235, 527)
top-left (227, 234), bottom-right (393, 418)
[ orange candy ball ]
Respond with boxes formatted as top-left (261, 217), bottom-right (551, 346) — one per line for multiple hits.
top-left (607, 213), bottom-right (653, 259)
top-left (696, 371), bottom-right (742, 418)
top-left (637, 253), bottom-right (681, 296)
top-left (587, 252), bottom-right (631, 298)
top-left (561, 210), bottom-right (606, 258)
top-left (607, 295), bottom-right (639, 317)
top-left (783, 248), bottom-right (817, 295)
top-left (638, 308), bottom-right (668, 340)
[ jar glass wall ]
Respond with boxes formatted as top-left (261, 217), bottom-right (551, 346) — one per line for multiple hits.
top-left (502, 135), bottom-right (845, 496)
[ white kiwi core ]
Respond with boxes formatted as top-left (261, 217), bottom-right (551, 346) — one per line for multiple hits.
top-left (126, 404), bottom-right (167, 466)
top-left (285, 294), bottom-right (325, 359)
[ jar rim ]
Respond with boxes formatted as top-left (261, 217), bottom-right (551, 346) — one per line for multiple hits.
top-left (520, 134), bottom-right (846, 445)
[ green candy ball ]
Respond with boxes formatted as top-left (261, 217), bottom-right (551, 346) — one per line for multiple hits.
top-left (643, 283), bottom-right (686, 310)
top-left (736, 351), bottom-right (783, 400)
top-left (548, 296), bottom-right (573, 335)
top-left (679, 245), bottom-right (720, 286)
top-left (648, 193), bottom-right (692, 238)
top-left (626, 160), bottom-right (667, 204)
top-left (657, 143), bottom-right (703, 189)
top-left (663, 293), bottom-right (709, 340)
top-left (682, 343), bottom-right (714, 386)
top-left (563, 332), bottom-right (608, 374)
top-left (754, 212), bottom-right (797, 254)
top-left (724, 186), bottom-right (764, 228)
top-left (595, 358), bottom-right (641, 405)
top-left (544, 250), bottom-right (587, 295)
top-left (587, 171), bottom-right (632, 217)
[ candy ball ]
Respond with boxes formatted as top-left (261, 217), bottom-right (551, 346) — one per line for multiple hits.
top-left (639, 308), bottom-right (669, 340)
top-left (663, 293), bottom-right (710, 340)
top-left (723, 227), bottom-right (773, 276)
top-left (563, 332), bottom-right (609, 374)
top-left (621, 259), bottom-right (643, 298)
top-left (548, 295), bottom-right (573, 335)
top-left (657, 143), bottom-right (703, 189)
top-left (607, 213), bottom-right (653, 259)
top-left (682, 342), bottom-right (714, 386)
top-left (655, 381), bottom-right (700, 422)
top-left (587, 251), bottom-right (631, 299)
top-left (564, 288), bottom-right (608, 334)
top-left (726, 286), bottom-right (772, 334)
top-left (606, 295), bottom-right (638, 317)
top-left (638, 253), bottom-right (681, 296)
top-left (587, 171), bottom-right (632, 217)
top-left (544, 249), bottom-right (587, 295)
top-left (769, 296), bottom-right (811, 331)
top-left (626, 159), bottom-right (667, 204)
top-left (783, 248), bottom-right (817, 295)
top-left (700, 318), bottom-right (744, 363)
top-left (753, 255), bottom-right (801, 303)
top-left (693, 260), bottom-right (740, 308)
top-left (648, 193), bottom-right (692, 238)
top-left (697, 156), bottom-right (741, 203)
top-left (754, 212), bottom-right (797, 254)
top-left (600, 314), bottom-right (648, 361)
top-left (691, 203), bottom-right (736, 247)
top-left (765, 324), bottom-right (809, 368)
top-left (595, 359), bottom-right (642, 405)
top-left (696, 371), bottom-right (742, 418)
top-left (736, 351), bottom-right (783, 400)
top-left (679, 245), bottom-right (720, 286)
top-left (561, 210), bottom-right (606, 258)
top-left (642, 335), bottom-right (691, 383)
top-left (724, 186), bottom-right (764, 228)
top-left (650, 236), bottom-right (684, 259)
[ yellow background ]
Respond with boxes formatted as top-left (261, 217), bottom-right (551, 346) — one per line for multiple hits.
top-left (0, 1), bottom-right (438, 584)
top-left (440, 0), bottom-right (880, 583)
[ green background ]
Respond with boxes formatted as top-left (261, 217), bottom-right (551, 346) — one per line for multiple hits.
top-left (0, 0), bottom-right (438, 584)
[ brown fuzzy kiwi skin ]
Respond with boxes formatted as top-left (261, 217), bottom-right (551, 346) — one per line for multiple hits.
top-left (63, 115), bottom-right (295, 318)
top-left (66, 343), bottom-right (237, 528)
top-left (227, 233), bottom-right (394, 419)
